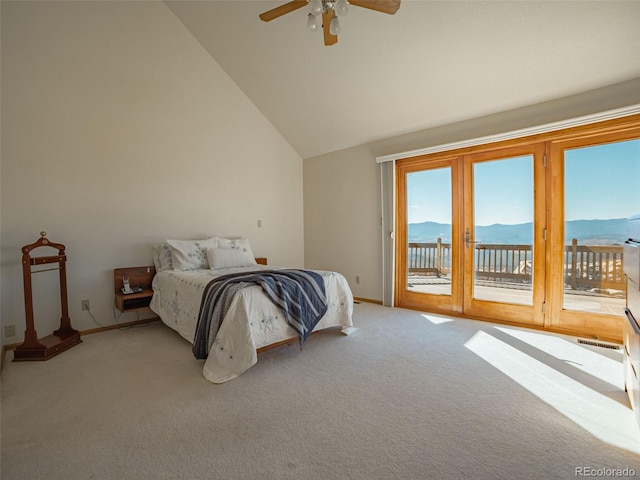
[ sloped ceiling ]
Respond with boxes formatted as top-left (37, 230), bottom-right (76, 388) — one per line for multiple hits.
top-left (165, 0), bottom-right (640, 159)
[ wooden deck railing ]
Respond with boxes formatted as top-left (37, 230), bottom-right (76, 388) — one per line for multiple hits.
top-left (475, 243), bottom-right (532, 283)
top-left (564, 239), bottom-right (624, 290)
top-left (408, 240), bottom-right (451, 277)
top-left (408, 239), bottom-right (625, 292)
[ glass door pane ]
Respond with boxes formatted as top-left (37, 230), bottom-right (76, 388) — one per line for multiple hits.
top-left (396, 156), bottom-right (459, 315)
top-left (563, 139), bottom-right (640, 315)
top-left (472, 155), bottom-right (534, 305)
top-left (406, 167), bottom-right (453, 296)
top-left (463, 144), bottom-right (544, 327)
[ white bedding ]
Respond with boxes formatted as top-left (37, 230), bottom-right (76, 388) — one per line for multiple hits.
top-left (150, 265), bottom-right (354, 383)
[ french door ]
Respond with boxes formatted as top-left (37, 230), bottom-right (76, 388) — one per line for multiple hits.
top-left (396, 145), bottom-right (545, 328)
top-left (462, 145), bottom-right (546, 326)
top-left (396, 156), bottom-right (462, 314)
top-left (547, 131), bottom-right (640, 339)
top-left (395, 116), bottom-right (640, 340)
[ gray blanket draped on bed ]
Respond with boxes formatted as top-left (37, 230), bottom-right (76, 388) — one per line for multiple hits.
top-left (192, 269), bottom-right (328, 359)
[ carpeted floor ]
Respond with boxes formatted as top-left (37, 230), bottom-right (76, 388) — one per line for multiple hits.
top-left (1, 302), bottom-right (639, 480)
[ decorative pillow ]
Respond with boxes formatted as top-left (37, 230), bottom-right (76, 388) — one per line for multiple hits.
top-left (207, 247), bottom-right (256, 270)
top-left (152, 243), bottom-right (174, 271)
top-left (215, 237), bottom-right (257, 263)
top-left (166, 238), bottom-right (218, 271)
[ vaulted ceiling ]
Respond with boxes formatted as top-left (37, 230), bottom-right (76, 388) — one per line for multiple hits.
top-left (165, 1), bottom-right (640, 159)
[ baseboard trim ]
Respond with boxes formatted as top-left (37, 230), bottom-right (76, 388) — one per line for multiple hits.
top-left (353, 297), bottom-right (383, 305)
top-left (1, 317), bottom-right (161, 368)
top-left (80, 316), bottom-right (160, 336)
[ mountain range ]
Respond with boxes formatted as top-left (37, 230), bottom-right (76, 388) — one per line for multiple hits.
top-left (408, 218), bottom-right (629, 245)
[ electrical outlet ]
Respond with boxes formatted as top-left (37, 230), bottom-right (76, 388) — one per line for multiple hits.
top-left (81, 299), bottom-right (90, 311)
top-left (356, 275), bottom-right (360, 284)
top-left (4, 325), bottom-right (16, 337)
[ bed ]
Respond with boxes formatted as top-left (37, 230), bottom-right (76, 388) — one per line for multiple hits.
top-left (149, 237), bottom-right (354, 383)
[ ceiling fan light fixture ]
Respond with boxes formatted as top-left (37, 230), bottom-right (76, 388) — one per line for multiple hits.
top-left (259, 0), bottom-right (400, 46)
top-left (309, 0), bottom-right (323, 15)
top-left (329, 16), bottom-right (342, 35)
top-left (307, 12), bottom-right (321, 30)
top-left (335, 0), bottom-right (349, 16)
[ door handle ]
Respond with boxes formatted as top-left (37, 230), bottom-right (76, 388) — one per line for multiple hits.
top-left (465, 228), bottom-right (481, 248)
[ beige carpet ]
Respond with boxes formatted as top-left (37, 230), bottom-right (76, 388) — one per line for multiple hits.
top-left (2, 302), bottom-right (639, 480)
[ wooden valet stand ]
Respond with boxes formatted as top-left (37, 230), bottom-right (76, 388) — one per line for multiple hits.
top-left (13, 232), bottom-right (81, 361)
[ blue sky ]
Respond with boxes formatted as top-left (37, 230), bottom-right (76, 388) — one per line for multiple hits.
top-left (564, 139), bottom-right (640, 221)
top-left (407, 138), bottom-right (640, 226)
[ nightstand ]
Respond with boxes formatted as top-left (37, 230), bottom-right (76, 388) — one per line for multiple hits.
top-left (114, 266), bottom-right (156, 313)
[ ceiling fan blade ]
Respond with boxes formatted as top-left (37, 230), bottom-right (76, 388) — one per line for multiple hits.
top-left (259, 1), bottom-right (308, 22)
top-left (322, 10), bottom-right (338, 46)
top-left (348, 0), bottom-right (401, 15)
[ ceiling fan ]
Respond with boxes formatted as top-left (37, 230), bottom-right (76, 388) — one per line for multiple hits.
top-left (259, 0), bottom-right (401, 46)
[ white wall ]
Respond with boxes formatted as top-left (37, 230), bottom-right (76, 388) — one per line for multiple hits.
top-left (304, 78), bottom-right (640, 302)
top-left (1, 1), bottom-right (304, 344)
top-left (303, 147), bottom-right (381, 301)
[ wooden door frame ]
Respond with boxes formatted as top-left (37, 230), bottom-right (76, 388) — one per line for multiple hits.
top-left (461, 143), bottom-right (547, 327)
top-left (547, 126), bottom-right (640, 340)
top-left (395, 155), bottom-right (463, 315)
top-left (394, 114), bottom-right (640, 342)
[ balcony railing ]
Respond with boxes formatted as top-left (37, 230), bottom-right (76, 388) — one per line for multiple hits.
top-left (564, 238), bottom-right (625, 291)
top-left (408, 239), bottom-right (625, 293)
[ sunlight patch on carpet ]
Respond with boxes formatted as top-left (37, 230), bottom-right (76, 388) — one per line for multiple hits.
top-left (495, 326), bottom-right (624, 390)
top-left (421, 313), bottom-right (454, 325)
top-left (465, 330), bottom-right (640, 454)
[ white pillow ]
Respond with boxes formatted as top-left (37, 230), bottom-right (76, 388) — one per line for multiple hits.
top-left (166, 238), bottom-right (218, 271)
top-left (152, 243), bottom-right (174, 271)
top-left (215, 237), bottom-right (257, 263)
top-left (207, 247), bottom-right (256, 269)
